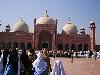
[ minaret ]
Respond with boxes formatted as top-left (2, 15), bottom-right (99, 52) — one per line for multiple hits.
top-left (33, 18), bottom-right (36, 49)
top-left (89, 18), bottom-right (96, 51)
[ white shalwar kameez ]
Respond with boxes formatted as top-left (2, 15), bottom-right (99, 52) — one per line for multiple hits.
top-left (0, 53), bottom-right (3, 75)
top-left (51, 60), bottom-right (66, 75)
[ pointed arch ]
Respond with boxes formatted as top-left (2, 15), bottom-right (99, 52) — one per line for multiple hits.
top-left (0, 42), bottom-right (5, 49)
top-left (65, 43), bottom-right (69, 50)
top-left (84, 44), bottom-right (88, 51)
top-left (38, 30), bottom-right (52, 50)
top-left (13, 42), bottom-right (18, 49)
top-left (71, 44), bottom-right (76, 51)
top-left (58, 43), bottom-right (63, 50)
top-left (2, 42), bottom-right (5, 49)
top-left (78, 44), bottom-right (82, 51)
top-left (27, 43), bottom-right (32, 49)
top-left (20, 42), bottom-right (25, 49)
top-left (6, 42), bottom-right (11, 49)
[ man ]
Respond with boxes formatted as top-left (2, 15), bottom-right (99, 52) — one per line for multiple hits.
top-left (3, 49), bottom-right (9, 70)
top-left (28, 49), bottom-right (37, 75)
top-left (85, 51), bottom-right (89, 59)
top-left (0, 52), bottom-right (3, 75)
top-left (20, 49), bottom-right (29, 75)
top-left (42, 49), bottom-right (52, 74)
top-left (51, 60), bottom-right (66, 75)
top-left (94, 51), bottom-right (97, 60)
top-left (3, 48), bottom-right (18, 75)
top-left (71, 50), bottom-right (74, 63)
top-left (28, 49), bottom-right (37, 63)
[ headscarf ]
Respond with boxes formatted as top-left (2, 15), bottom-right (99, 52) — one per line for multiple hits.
top-left (32, 52), bottom-right (47, 75)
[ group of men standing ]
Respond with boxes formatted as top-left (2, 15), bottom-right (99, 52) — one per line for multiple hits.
top-left (0, 48), bottom-right (51, 75)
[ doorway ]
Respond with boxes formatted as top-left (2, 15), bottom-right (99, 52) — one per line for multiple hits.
top-left (42, 42), bottom-right (48, 49)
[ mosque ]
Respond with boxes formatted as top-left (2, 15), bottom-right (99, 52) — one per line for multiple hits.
top-left (0, 10), bottom-right (97, 51)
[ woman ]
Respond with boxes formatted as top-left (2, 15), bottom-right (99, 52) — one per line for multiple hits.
top-left (32, 52), bottom-right (47, 75)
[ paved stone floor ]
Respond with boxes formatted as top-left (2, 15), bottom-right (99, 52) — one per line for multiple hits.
top-left (50, 57), bottom-right (100, 75)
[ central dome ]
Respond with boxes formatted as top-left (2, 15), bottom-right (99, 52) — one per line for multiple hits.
top-left (13, 18), bottom-right (29, 33)
top-left (63, 20), bottom-right (78, 34)
top-left (36, 10), bottom-right (55, 25)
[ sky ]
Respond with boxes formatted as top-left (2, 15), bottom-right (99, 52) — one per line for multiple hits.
top-left (0, 0), bottom-right (100, 44)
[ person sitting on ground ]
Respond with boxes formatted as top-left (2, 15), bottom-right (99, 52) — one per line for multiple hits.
top-left (75, 51), bottom-right (78, 58)
top-left (89, 50), bottom-right (93, 58)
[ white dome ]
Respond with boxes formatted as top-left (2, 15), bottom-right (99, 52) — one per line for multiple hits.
top-left (36, 11), bottom-right (55, 25)
top-left (63, 21), bottom-right (78, 34)
top-left (13, 19), bottom-right (29, 33)
top-left (36, 16), bottom-right (55, 25)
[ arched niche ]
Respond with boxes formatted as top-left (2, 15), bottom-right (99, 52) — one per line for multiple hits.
top-left (38, 30), bottom-right (52, 50)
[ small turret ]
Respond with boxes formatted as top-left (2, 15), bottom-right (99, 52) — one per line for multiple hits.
top-left (34, 18), bottom-right (36, 24)
top-left (80, 27), bottom-right (85, 35)
top-left (5, 24), bottom-right (11, 32)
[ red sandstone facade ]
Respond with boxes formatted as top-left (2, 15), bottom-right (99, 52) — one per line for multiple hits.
top-left (0, 32), bottom-right (33, 49)
top-left (0, 12), bottom-right (97, 51)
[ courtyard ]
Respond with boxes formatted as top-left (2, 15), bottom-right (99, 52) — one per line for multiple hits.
top-left (50, 57), bottom-right (100, 75)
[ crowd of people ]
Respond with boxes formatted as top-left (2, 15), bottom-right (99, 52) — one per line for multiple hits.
top-left (50, 49), bottom-right (100, 60)
top-left (85, 50), bottom-right (100, 60)
top-left (0, 48), bottom-right (100, 75)
top-left (0, 48), bottom-right (52, 75)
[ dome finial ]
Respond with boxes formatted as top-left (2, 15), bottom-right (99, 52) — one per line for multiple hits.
top-left (21, 17), bottom-right (23, 21)
top-left (90, 17), bottom-right (93, 21)
top-left (90, 17), bottom-right (94, 24)
top-left (68, 17), bottom-right (70, 21)
top-left (67, 17), bottom-right (71, 24)
top-left (44, 10), bottom-right (49, 17)
top-left (45, 10), bottom-right (47, 15)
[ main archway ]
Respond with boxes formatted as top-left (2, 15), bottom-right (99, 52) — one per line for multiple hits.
top-left (38, 30), bottom-right (52, 50)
